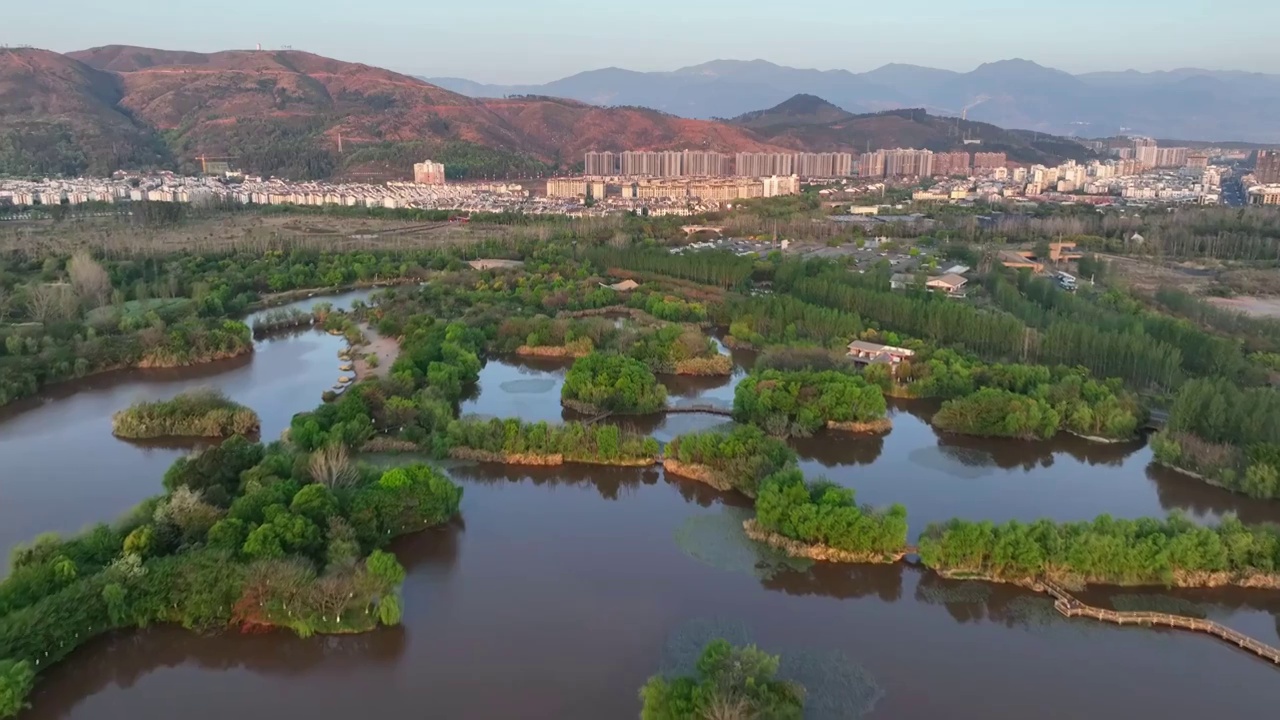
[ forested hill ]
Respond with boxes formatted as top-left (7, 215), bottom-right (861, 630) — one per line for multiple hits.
top-left (1, 45), bottom-right (785, 180)
top-left (729, 97), bottom-right (1095, 166)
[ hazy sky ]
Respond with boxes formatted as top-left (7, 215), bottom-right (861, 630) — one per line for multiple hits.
top-left (8, 0), bottom-right (1278, 83)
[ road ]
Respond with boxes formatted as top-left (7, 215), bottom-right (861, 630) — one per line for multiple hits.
top-left (1222, 178), bottom-right (1248, 207)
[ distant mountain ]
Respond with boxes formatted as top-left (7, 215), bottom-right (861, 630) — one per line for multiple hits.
top-left (429, 59), bottom-right (1280, 143)
top-left (728, 96), bottom-right (1093, 166)
top-left (730, 94), bottom-right (854, 129)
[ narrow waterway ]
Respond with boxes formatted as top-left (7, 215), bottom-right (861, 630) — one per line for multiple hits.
top-left (0, 289), bottom-right (377, 571)
top-left (10, 333), bottom-right (1280, 719)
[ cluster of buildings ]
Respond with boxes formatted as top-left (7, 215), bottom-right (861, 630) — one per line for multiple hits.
top-left (1103, 137), bottom-right (1206, 170)
top-left (856, 150), bottom-right (1007, 178)
top-left (911, 155), bottom-right (1222, 205)
top-left (584, 149), bottom-right (1008, 180)
top-left (583, 151), bottom-right (732, 178)
top-left (0, 174), bottom-right (577, 214)
top-left (1244, 150), bottom-right (1280, 205)
top-left (546, 175), bottom-right (800, 204)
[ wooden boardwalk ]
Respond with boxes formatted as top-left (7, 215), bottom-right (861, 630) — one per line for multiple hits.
top-left (664, 403), bottom-right (733, 417)
top-left (1037, 578), bottom-right (1280, 664)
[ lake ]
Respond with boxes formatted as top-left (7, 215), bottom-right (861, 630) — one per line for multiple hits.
top-left (8, 334), bottom-right (1280, 719)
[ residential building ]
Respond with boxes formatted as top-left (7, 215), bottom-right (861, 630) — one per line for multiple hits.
top-left (973, 152), bottom-right (1007, 171)
top-left (547, 178), bottom-right (588, 197)
top-left (925, 273), bottom-right (968, 296)
top-left (934, 151), bottom-right (971, 177)
top-left (1250, 185), bottom-right (1280, 205)
top-left (584, 151), bottom-right (618, 176)
top-left (1257, 151), bottom-right (1280, 184)
top-left (412, 160), bottom-right (446, 185)
top-left (846, 341), bottom-right (916, 375)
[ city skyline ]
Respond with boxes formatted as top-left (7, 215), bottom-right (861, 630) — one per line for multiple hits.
top-left (6, 0), bottom-right (1279, 84)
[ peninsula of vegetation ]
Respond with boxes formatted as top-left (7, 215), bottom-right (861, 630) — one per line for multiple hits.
top-left (111, 389), bottom-right (261, 439)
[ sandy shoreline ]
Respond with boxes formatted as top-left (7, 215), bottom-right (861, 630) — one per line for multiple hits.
top-left (354, 323), bottom-right (399, 380)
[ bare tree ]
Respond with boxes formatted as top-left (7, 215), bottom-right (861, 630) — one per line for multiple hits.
top-left (68, 252), bottom-right (112, 308)
top-left (25, 283), bottom-right (77, 323)
top-left (308, 443), bottom-right (359, 488)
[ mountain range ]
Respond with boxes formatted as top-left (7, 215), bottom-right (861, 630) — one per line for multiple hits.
top-left (0, 45), bottom-right (1095, 180)
top-left (0, 45), bottom-right (784, 179)
top-left (427, 59), bottom-right (1280, 144)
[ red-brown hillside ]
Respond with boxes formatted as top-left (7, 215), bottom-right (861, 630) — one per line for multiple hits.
top-left (8, 45), bottom-right (792, 177)
top-left (0, 47), bottom-right (168, 173)
top-left (480, 96), bottom-right (789, 159)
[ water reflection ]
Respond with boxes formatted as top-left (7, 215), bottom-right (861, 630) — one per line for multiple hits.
top-left (0, 292), bottom-right (367, 570)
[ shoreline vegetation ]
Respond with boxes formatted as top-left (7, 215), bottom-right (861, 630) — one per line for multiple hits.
top-left (111, 389), bottom-right (260, 439)
top-left (10, 237), bottom-right (1280, 714)
top-left (560, 353), bottom-right (668, 415)
top-left (733, 369), bottom-right (889, 438)
top-left (497, 314), bottom-right (732, 377)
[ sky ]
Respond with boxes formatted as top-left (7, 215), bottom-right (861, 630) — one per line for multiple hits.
top-left (6, 0), bottom-right (1279, 83)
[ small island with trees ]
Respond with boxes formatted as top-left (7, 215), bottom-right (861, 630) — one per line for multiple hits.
top-left (111, 389), bottom-right (261, 439)
top-left (561, 352), bottom-right (668, 415)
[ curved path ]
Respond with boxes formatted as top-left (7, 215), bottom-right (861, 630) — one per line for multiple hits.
top-left (1035, 578), bottom-right (1280, 664)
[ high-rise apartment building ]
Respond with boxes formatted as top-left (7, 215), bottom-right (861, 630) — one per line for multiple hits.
top-left (681, 150), bottom-right (729, 177)
top-left (882, 148), bottom-right (933, 177)
top-left (1155, 147), bottom-right (1189, 168)
top-left (412, 160), bottom-right (446, 185)
top-left (933, 151), bottom-right (971, 177)
top-left (858, 151), bottom-right (886, 178)
top-left (1257, 150), bottom-right (1280, 184)
top-left (734, 152), bottom-right (795, 177)
top-left (584, 151), bottom-right (618, 176)
top-left (973, 152), bottom-right (1007, 171)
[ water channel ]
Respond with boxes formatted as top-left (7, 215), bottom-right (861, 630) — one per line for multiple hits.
top-left (6, 317), bottom-right (1280, 718)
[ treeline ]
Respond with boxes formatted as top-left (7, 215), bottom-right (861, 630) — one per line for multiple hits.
top-left (1152, 378), bottom-right (1280, 498)
top-left (720, 295), bottom-right (867, 349)
top-left (939, 206), bottom-right (1280, 262)
top-left (985, 271), bottom-right (1264, 388)
top-left (777, 268), bottom-right (1029, 361)
top-left (918, 514), bottom-right (1280, 586)
top-left (497, 318), bottom-right (728, 375)
top-left (0, 316), bottom-right (251, 408)
top-left (1154, 287), bottom-right (1280, 355)
top-left (589, 248), bottom-right (755, 290)
top-left (561, 353), bottom-right (667, 414)
top-left (666, 426), bottom-right (795, 498)
top-left (909, 352), bottom-right (1144, 441)
top-left (755, 468), bottom-right (908, 557)
top-left (628, 291), bottom-right (708, 323)
top-left (444, 417), bottom-right (659, 465)
top-left (111, 389), bottom-right (260, 439)
top-left (733, 369), bottom-right (887, 437)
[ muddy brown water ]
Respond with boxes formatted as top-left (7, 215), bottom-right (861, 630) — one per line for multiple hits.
top-left (8, 338), bottom-right (1280, 719)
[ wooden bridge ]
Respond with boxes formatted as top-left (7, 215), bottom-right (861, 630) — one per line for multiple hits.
top-left (1036, 578), bottom-right (1280, 664)
top-left (663, 403), bottom-right (733, 417)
